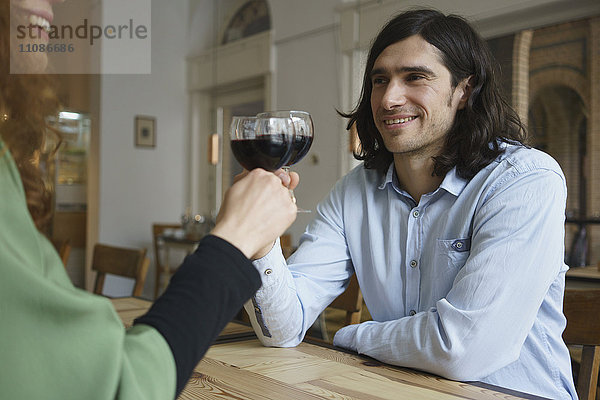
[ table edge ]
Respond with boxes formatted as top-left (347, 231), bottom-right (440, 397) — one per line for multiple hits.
top-left (301, 336), bottom-right (551, 400)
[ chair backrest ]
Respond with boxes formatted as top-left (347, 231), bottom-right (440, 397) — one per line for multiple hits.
top-left (92, 243), bottom-right (149, 297)
top-left (563, 289), bottom-right (600, 400)
top-left (329, 274), bottom-right (363, 325)
top-left (152, 223), bottom-right (181, 298)
top-left (280, 233), bottom-right (295, 259)
top-left (51, 238), bottom-right (71, 267)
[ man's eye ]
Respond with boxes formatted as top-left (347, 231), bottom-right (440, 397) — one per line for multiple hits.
top-left (407, 74), bottom-right (425, 82)
top-left (372, 77), bottom-right (387, 85)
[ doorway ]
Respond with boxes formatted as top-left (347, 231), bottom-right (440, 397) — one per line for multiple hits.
top-left (211, 79), bottom-right (266, 210)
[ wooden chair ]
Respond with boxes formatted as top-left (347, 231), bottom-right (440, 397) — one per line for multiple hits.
top-left (313, 274), bottom-right (364, 342)
top-left (51, 238), bottom-right (71, 267)
top-left (329, 274), bottom-right (364, 326)
top-left (152, 223), bottom-right (181, 299)
top-left (279, 238), bottom-right (364, 325)
top-left (563, 289), bottom-right (600, 400)
top-left (280, 233), bottom-right (296, 259)
top-left (92, 243), bottom-right (149, 298)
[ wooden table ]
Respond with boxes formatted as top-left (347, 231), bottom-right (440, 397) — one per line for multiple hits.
top-left (110, 297), bottom-right (256, 342)
top-left (111, 298), bottom-right (544, 400)
top-left (566, 265), bottom-right (600, 289)
top-left (111, 296), bottom-right (151, 312)
top-left (111, 297), bottom-right (154, 328)
top-left (180, 338), bottom-right (546, 400)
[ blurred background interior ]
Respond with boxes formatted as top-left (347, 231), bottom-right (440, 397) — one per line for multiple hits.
top-left (41, 0), bottom-right (600, 303)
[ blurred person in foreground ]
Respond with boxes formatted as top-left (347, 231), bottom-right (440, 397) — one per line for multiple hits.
top-left (0, 0), bottom-right (298, 398)
top-left (242, 9), bottom-right (576, 400)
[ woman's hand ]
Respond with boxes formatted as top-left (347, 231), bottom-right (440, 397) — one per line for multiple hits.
top-left (210, 168), bottom-right (298, 259)
top-left (233, 168), bottom-right (299, 190)
top-left (231, 168), bottom-right (299, 259)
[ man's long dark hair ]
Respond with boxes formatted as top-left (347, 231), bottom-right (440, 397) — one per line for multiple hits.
top-left (340, 9), bottom-right (527, 179)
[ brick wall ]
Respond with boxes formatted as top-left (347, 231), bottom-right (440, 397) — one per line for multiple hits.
top-left (527, 17), bottom-right (599, 265)
top-left (488, 16), bottom-right (599, 265)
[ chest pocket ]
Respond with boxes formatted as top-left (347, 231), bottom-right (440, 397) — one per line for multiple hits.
top-left (432, 238), bottom-right (471, 300)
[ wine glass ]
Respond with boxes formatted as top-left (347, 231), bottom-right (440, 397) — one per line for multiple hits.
top-left (229, 115), bottom-right (295, 172)
top-left (257, 110), bottom-right (314, 212)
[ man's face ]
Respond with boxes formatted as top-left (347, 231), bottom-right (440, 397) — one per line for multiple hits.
top-left (370, 35), bottom-right (469, 159)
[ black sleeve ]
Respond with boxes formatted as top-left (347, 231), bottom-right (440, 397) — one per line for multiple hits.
top-left (134, 234), bottom-right (261, 396)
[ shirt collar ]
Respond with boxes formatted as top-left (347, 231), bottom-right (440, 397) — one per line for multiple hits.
top-left (377, 162), bottom-right (468, 197)
top-left (377, 163), bottom-right (395, 190)
top-left (438, 166), bottom-right (468, 197)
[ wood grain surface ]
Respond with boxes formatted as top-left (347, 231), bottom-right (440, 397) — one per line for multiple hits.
top-left (111, 297), bottom-right (256, 339)
top-left (567, 265), bottom-right (600, 280)
top-left (112, 298), bottom-right (544, 400)
top-left (111, 296), bottom-right (152, 312)
top-left (179, 339), bottom-right (543, 400)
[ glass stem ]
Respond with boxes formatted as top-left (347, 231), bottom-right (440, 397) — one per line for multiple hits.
top-left (283, 166), bottom-right (311, 213)
top-left (282, 166), bottom-right (296, 203)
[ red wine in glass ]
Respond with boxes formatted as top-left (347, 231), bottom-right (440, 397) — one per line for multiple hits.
top-left (257, 111), bottom-right (314, 212)
top-left (230, 116), bottom-right (295, 172)
top-left (285, 135), bottom-right (313, 167)
top-left (231, 134), bottom-right (293, 171)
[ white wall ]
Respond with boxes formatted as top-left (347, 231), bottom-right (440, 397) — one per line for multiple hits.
top-left (98, 0), bottom-right (189, 297)
top-left (187, 0), bottom-right (345, 241)
top-left (270, 5), bottom-right (344, 238)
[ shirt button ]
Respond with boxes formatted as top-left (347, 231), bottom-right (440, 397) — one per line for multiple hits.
top-left (264, 268), bottom-right (273, 275)
top-left (410, 260), bottom-right (418, 268)
top-left (409, 310), bottom-right (416, 316)
top-left (412, 210), bottom-right (420, 218)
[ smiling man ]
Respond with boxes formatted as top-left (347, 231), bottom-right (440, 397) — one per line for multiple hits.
top-left (243, 9), bottom-right (577, 400)
top-left (369, 34), bottom-right (472, 202)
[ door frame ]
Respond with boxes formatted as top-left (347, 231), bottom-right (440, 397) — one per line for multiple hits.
top-left (187, 31), bottom-right (273, 215)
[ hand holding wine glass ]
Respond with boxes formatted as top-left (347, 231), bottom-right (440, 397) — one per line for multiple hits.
top-left (256, 110), bottom-right (314, 212)
top-left (231, 168), bottom-right (300, 191)
top-left (229, 115), bottom-right (299, 259)
top-left (211, 168), bottom-right (297, 259)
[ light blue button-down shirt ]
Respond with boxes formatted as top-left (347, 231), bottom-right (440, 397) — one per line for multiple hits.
top-left (246, 143), bottom-right (577, 400)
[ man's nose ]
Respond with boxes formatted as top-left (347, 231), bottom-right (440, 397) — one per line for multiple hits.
top-left (381, 81), bottom-right (407, 110)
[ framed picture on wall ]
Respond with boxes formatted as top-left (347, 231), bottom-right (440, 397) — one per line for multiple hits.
top-left (135, 115), bottom-right (156, 148)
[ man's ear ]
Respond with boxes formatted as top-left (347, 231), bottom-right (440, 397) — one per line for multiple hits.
top-left (456, 76), bottom-right (473, 110)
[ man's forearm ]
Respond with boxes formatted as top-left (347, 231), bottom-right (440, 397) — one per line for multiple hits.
top-left (245, 242), bottom-right (306, 346)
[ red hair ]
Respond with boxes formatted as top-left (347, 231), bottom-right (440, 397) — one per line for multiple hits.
top-left (0, 0), bottom-right (61, 232)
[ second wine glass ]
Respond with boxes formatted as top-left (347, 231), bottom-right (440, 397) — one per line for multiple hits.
top-left (230, 115), bottom-right (295, 171)
top-left (257, 110), bottom-right (314, 212)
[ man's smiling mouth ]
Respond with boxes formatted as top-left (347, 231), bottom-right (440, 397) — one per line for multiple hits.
top-left (384, 116), bottom-right (417, 125)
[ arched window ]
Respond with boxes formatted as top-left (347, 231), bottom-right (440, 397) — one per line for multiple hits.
top-left (222, 0), bottom-right (271, 45)
top-left (529, 85), bottom-right (588, 266)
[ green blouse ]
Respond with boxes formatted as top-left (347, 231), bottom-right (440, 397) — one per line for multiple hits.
top-left (0, 140), bottom-right (176, 399)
